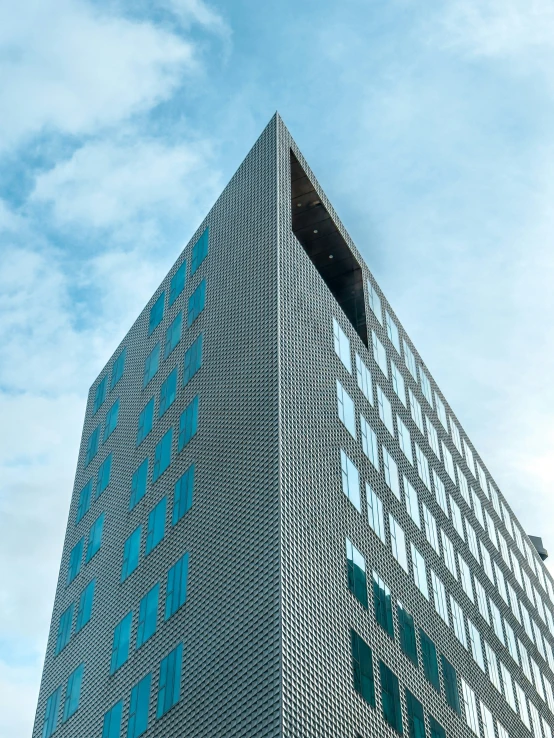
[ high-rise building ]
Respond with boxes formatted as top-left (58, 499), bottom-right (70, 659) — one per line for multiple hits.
top-left (33, 114), bottom-right (554, 738)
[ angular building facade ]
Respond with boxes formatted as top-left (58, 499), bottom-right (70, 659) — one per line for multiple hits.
top-left (33, 114), bottom-right (554, 738)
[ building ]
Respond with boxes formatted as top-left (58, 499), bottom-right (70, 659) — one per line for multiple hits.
top-left (33, 114), bottom-right (554, 738)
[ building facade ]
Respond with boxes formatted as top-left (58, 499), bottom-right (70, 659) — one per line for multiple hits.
top-left (33, 115), bottom-right (554, 738)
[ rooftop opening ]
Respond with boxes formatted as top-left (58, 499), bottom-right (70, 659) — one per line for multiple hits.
top-left (290, 151), bottom-right (368, 347)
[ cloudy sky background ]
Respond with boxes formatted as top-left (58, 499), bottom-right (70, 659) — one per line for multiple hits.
top-left (1, 0), bottom-right (554, 733)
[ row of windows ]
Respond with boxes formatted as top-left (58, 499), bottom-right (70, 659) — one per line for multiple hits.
top-left (55, 580), bottom-right (95, 656)
top-left (42, 664), bottom-right (84, 738)
top-left (93, 349), bottom-right (126, 415)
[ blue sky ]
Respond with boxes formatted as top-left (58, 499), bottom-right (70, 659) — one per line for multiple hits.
top-left (1, 0), bottom-right (554, 733)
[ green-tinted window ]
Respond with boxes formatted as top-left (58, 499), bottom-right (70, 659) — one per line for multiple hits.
top-left (62, 663), bottom-right (84, 722)
top-left (121, 527), bottom-right (141, 581)
top-left (429, 717), bottom-right (445, 738)
top-left (351, 629), bottom-right (375, 706)
top-left (346, 538), bottom-right (368, 608)
top-left (76, 479), bottom-right (92, 523)
top-left (137, 399), bottom-right (154, 445)
top-left (172, 464), bottom-right (194, 525)
top-left (67, 538), bottom-right (84, 584)
top-left (398, 602), bottom-right (418, 666)
top-left (373, 572), bottom-right (394, 638)
top-left (157, 643), bottom-right (183, 718)
top-left (130, 459), bottom-right (148, 510)
top-left (169, 261), bottom-right (186, 306)
top-left (146, 498), bottom-right (166, 555)
top-left (164, 313), bottom-right (182, 359)
top-left (441, 655), bottom-right (460, 714)
top-left (178, 396), bottom-right (198, 451)
top-left (380, 662), bottom-right (403, 734)
top-left (42, 687), bottom-right (61, 738)
top-left (75, 580), bottom-right (95, 632)
top-left (93, 377), bottom-right (107, 414)
top-left (420, 629), bottom-right (440, 692)
top-left (144, 344), bottom-right (160, 387)
top-left (127, 673), bottom-right (151, 738)
top-left (159, 369), bottom-right (177, 417)
top-left (96, 454), bottom-right (112, 498)
top-left (85, 426), bottom-right (99, 466)
top-left (110, 348), bottom-right (126, 390)
top-left (149, 292), bottom-right (165, 335)
top-left (183, 334), bottom-right (203, 386)
top-left (165, 553), bottom-right (189, 620)
top-left (103, 399), bottom-right (120, 442)
top-left (55, 604), bottom-right (74, 655)
top-left (101, 700), bottom-right (123, 738)
top-left (110, 612), bottom-right (133, 674)
top-left (406, 689), bottom-right (426, 738)
top-left (190, 228), bottom-right (208, 275)
top-left (137, 583), bottom-right (159, 649)
top-left (153, 428), bottom-right (172, 482)
top-left (187, 280), bottom-right (206, 327)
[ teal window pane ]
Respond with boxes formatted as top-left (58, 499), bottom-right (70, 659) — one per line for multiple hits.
top-left (441, 655), bottom-right (460, 715)
top-left (42, 687), bottom-right (61, 738)
top-left (86, 513), bottom-right (104, 563)
top-left (351, 629), bottom-right (375, 706)
top-left (178, 396), bottom-right (198, 452)
top-left (121, 527), bottom-right (141, 581)
top-left (380, 661), bottom-right (403, 734)
top-left (146, 498), bottom-right (166, 555)
top-left (62, 663), bottom-right (84, 722)
top-left (149, 292), bottom-right (165, 335)
top-left (102, 701), bottom-right (123, 738)
top-left (67, 538), bottom-right (84, 584)
top-left (373, 573), bottom-right (394, 638)
top-left (169, 261), bottom-right (186, 306)
top-left (429, 717), bottom-right (446, 738)
top-left (55, 604), bottom-right (74, 655)
top-left (136, 399), bottom-right (154, 445)
top-left (164, 313), bottom-right (182, 359)
top-left (153, 429), bottom-right (172, 483)
top-left (420, 629), bottom-right (440, 692)
top-left (103, 399), bottom-right (120, 442)
top-left (96, 454), bottom-right (112, 498)
top-left (110, 612), bottom-right (133, 674)
top-left (136, 583), bottom-right (159, 649)
top-left (159, 369), bottom-right (177, 417)
top-left (183, 333), bottom-right (203, 386)
top-left (190, 228), bottom-right (208, 275)
top-left (93, 377), bottom-right (107, 414)
top-left (127, 673), bottom-right (151, 738)
top-left (172, 464), bottom-right (194, 525)
top-left (165, 552), bottom-right (189, 620)
top-left (110, 348), bottom-right (126, 390)
top-left (187, 280), bottom-right (206, 327)
top-left (130, 459), bottom-right (148, 510)
top-left (85, 426), bottom-right (100, 466)
top-left (76, 479), bottom-right (92, 523)
top-left (406, 689), bottom-right (426, 738)
top-left (75, 580), bottom-right (95, 632)
top-left (398, 602), bottom-right (418, 666)
top-left (143, 344), bottom-right (160, 387)
top-left (156, 642), bottom-right (183, 718)
top-left (346, 538), bottom-right (368, 608)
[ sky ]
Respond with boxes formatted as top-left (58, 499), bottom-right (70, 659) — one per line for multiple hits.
top-left (1, 0), bottom-right (554, 734)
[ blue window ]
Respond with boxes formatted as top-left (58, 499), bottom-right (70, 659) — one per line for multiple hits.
top-left (420, 629), bottom-right (440, 692)
top-left (380, 661), bottom-right (402, 734)
top-left (62, 663), bottom-right (84, 722)
top-left (103, 399), bottom-right (120, 442)
top-left (183, 334), bottom-right (203, 386)
top-left (169, 261), bottom-right (186, 306)
top-left (76, 479), bottom-right (92, 523)
top-left (164, 313), bottom-right (182, 359)
top-left (110, 612), bottom-right (133, 674)
top-left (187, 280), bottom-right (206, 327)
top-left (121, 527), bottom-right (141, 581)
top-left (153, 429), bottom-right (172, 483)
top-left (136, 399), bottom-right (154, 445)
top-left (441, 655), bottom-right (460, 715)
top-left (102, 701), bottom-right (123, 738)
top-left (127, 673), bottom-right (152, 738)
top-left (172, 464), bottom-right (194, 525)
top-left (156, 642), bottom-right (183, 718)
top-left (146, 498), bottom-right (166, 555)
top-left (143, 343), bottom-right (160, 387)
top-left (96, 453), bottom-right (112, 498)
top-left (130, 459), bottom-right (148, 510)
top-left (86, 513), bottom-right (104, 563)
top-left (159, 369), bottom-right (177, 417)
top-left (149, 292), bottom-right (165, 335)
top-left (136, 583), bottom-right (159, 649)
top-left (110, 348), bottom-right (126, 390)
top-left (42, 687), bottom-right (61, 738)
top-left (178, 396), bottom-right (198, 451)
top-left (190, 228), bottom-right (208, 275)
top-left (85, 426), bottom-right (100, 466)
top-left (398, 602), bottom-right (418, 667)
top-left (75, 580), bottom-right (95, 632)
top-left (67, 538), bottom-right (84, 584)
top-left (351, 629), bottom-right (375, 706)
top-left (93, 377), bottom-right (107, 414)
top-left (165, 553), bottom-right (189, 620)
top-left (406, 689), bottom-right (425, 738)
top-left (55, 604), bottom-right (74, 655)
